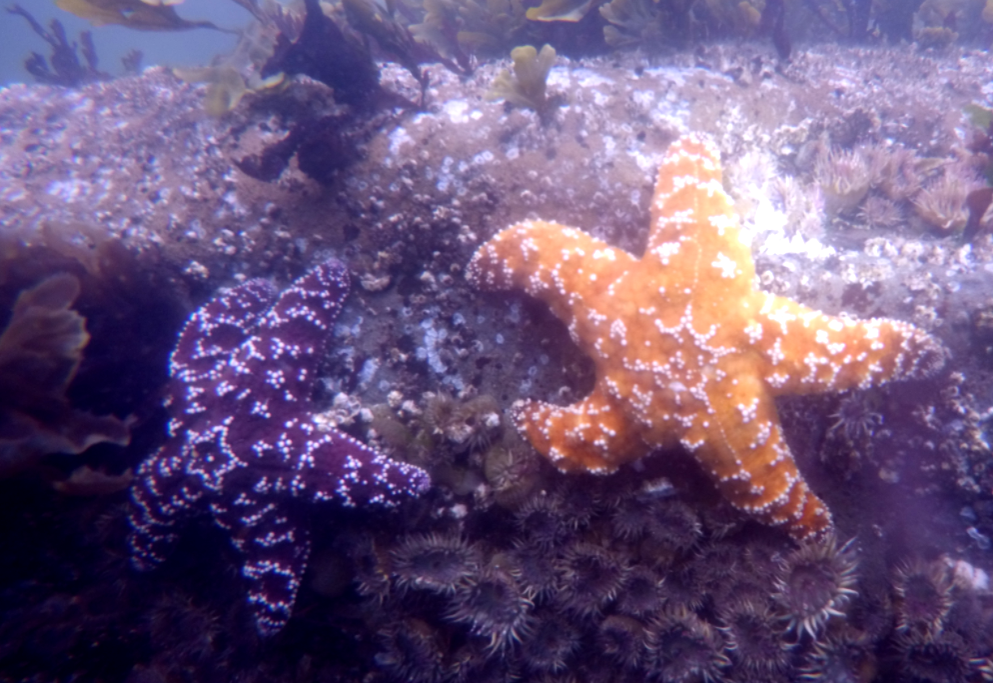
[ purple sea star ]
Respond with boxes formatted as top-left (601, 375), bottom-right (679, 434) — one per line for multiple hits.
top-left (128, 258), bottom-right (430, 635)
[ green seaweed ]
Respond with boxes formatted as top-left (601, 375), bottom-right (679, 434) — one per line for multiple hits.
top-left (485, 43), bottom-right (557, 114)
top-left (173, 65), bottom-right (283, 116)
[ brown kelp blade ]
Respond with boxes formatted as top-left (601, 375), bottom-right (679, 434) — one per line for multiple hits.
top-left (55, 0), bottom-right (221, 31)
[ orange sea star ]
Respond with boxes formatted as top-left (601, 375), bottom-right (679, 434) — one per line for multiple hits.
top-left (467, 134), bottom-right (946, 539)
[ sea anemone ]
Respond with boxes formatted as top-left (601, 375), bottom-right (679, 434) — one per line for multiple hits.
top-left (147, 593), bottom-right (222, 670)
top-left (514, 491), bottom-right (570, 549)
top-left (718, 598), bottom-right (791, 675)
top-left (858, 194), bottom-right (904, 229)
top-left (616, 565), bottom-right (666, 618)
top-left (424, 393), bottom-right (502, 452)
top-left (555, 541), bottom-right (630, 617)
top-left (483, 443), bottom-right (540, 507)
top-left (646, 499), bottom-right (703, 554)
top-left (692, 541), bottom-right (742, 595)
top-left (610, 486), bottom-right (701, 548)
top-left (349, 535), bottom-right (393, 603)
top-left (659, 563), bottom-right (706, 613)
top-left (391, 532), bottom-right (481, 594)
top-left (598, 614), bottom-right (650, 669)
top-left (423, 391), bottom-right (458, 435)
top-left (507, 539), bottom-right (561, 602)
top-left (868, 145), bottom-right (924, 201)
top-left (797, 625), bottom-right (873, 683)
top-left (445, 566), bottom-right (533, 652)
top-left (520, 611), bottom-right (582, 673)
top-left (892, 557), bottom-right (954, 637)
top-left (827, 392), bottom-right (882, 442)
top-left (773, 534), bottom-right (859, 641)
top-left (552, 475), bottom-right (601, 530)
top-left (816, 147), bottom-right (872, 216)
top-left (610, 492), bottom-right (660, 541)
top-left (893, 630), bottom-right (973, 683)
top-left (912, 165), bottom-right (980, 235)
top-left (646, 605), bottom-right (730, 683)
top-left (375, 617), bottom-right (448, 683)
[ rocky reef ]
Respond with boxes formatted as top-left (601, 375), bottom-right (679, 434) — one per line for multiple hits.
top-left (2, 36), bottom-right (993, 682)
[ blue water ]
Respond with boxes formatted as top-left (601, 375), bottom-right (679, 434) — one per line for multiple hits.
top-left (0, 0), bottom-right (253, 86)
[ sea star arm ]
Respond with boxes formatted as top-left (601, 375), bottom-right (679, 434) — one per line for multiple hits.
top-left (752, 294), bottom-right (947, 395)
top-left (512, 385), bottom-right (650, 474)
top-left (128, 444), bottom-right (205, 569)
top-left (689, 363), bottom-right (833, 538)
top-left (466, 219), bottom-right (637, 350)
top-left (293, 427), bottom-right (432, 506)
top-left (209, 492), bottom-right (312, 636)
top-left (233, 259), bottom-right (351, 396)
top-left (171, 279), bottom-right (277, 383)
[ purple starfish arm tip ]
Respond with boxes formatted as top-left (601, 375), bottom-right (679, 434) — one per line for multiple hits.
top-left (127, 257), bottom-right (431, 636)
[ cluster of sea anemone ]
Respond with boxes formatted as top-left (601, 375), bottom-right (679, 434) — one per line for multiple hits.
top-left (2, 422), bottom-right (993, 681)
top-left (327, 450), bottom-right (993, 683)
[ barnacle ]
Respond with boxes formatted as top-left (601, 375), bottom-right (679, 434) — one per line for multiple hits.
top-left (691, 542), bottom-right (742, 596)
top-left (485, 44), bottom-right (557, 114)
top-left (773, 534), bottom-right (859, 641)
top-left (455, 395), bottom-right (503, 451)
top-left (0, 274), bottom-right (130, 478)
top-left (551, 476), bottom-right (601, 530)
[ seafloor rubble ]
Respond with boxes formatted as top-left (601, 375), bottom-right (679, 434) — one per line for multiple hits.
top-left (3, 40), bottom-right (993, 682)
